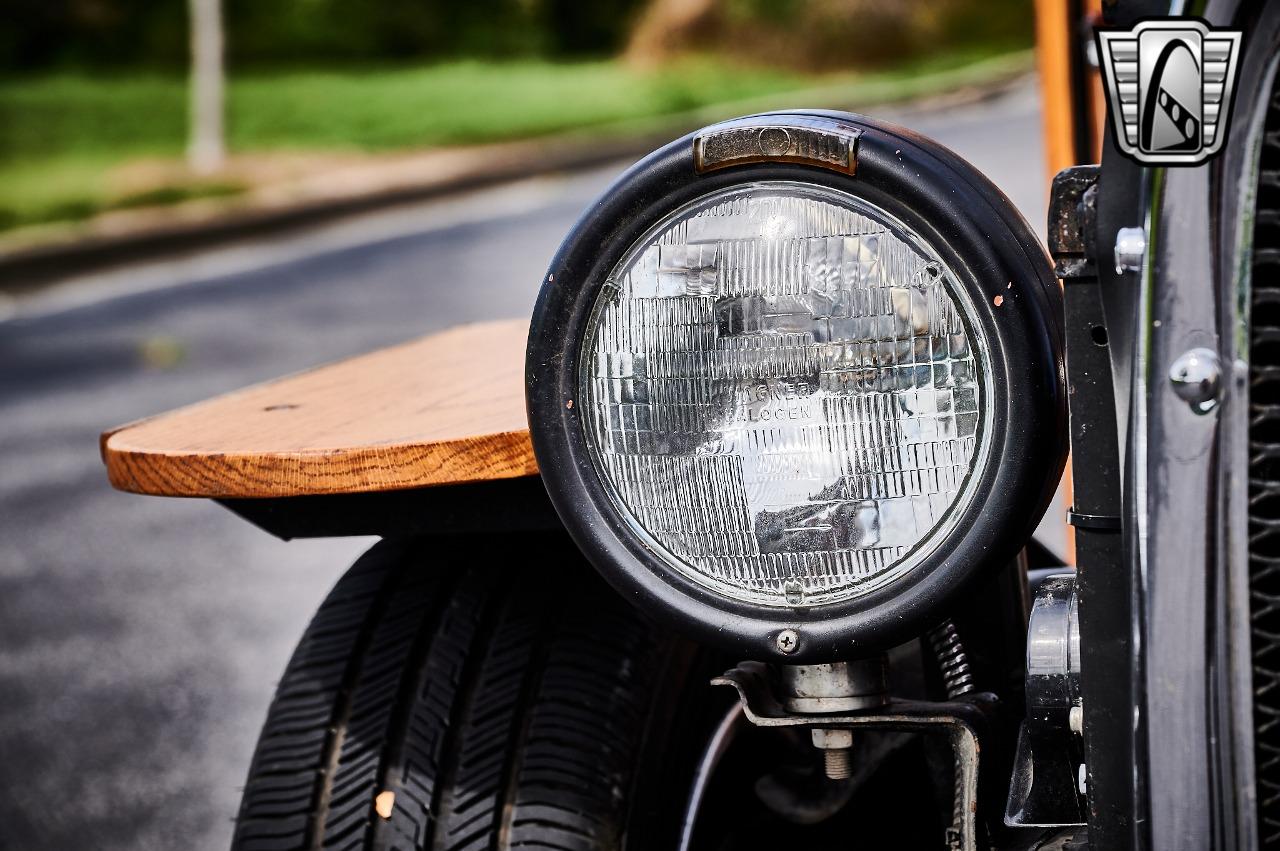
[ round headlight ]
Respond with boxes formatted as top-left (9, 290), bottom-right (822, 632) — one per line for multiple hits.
top-left (528, 113), bottom-right (1065, 661)
top-left (580, 181), bottom-right (992, 608)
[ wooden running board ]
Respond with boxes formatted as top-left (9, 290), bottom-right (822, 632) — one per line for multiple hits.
top-left (101, 319), bottom-right (537, 498)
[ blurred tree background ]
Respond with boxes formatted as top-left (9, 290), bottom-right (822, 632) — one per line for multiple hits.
top-left (0, 0), bottom-right (1033, 236)
top-left (2, 0), bottom-right (647, 70)
top-left (2, 0), bottom-right (1029, 72)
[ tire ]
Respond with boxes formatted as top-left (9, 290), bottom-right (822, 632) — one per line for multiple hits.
top-left (231, 533), bottom-right (720, 851)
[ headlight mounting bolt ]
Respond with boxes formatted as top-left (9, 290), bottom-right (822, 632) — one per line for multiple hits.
top-left (775, 657), bottom-right (889, 782)
top-left (775, 629), bottom-right (799, 654)
top-left (811, 728), bottom-right (854, 780)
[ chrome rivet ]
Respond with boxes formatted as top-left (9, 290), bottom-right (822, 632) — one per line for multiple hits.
top-left (1169, 348), bottom-right (1221, 414)
top-left (1114, 227), bottom-right (1146, 274)
top-left (776, 629), bottom-right (799, 654)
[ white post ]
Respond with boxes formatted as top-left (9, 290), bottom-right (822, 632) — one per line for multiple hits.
top-left (187, 0), bottom-right (225, 174)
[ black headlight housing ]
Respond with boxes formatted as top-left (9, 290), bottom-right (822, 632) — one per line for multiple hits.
top-left (526, 111), bottom-right (1067, 663)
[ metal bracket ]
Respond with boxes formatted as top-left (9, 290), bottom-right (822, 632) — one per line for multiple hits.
top-left (1048, 165), bottom-right (1100, 280)
top-left (1065, 507), bottom-right (1122, 531)
top-left (712, 661), bottom-right (994, 850)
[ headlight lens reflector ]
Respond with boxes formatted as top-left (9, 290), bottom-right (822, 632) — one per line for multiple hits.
top-left (579, 181), bottom-right (991, 608)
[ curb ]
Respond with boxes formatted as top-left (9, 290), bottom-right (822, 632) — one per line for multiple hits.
top-left (0, 132), bottom-right (673, 293)
top-left (0, 55), bottom-right (1033, 293)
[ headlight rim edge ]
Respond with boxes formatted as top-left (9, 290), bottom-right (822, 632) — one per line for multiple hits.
top-left (526, 111), bottom-right (1067, 662)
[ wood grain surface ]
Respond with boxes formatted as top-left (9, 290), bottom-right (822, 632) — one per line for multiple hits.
top-left (102, 319), bottom-right (539, 498)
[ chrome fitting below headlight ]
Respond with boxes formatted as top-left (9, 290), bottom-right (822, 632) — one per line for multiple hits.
top-left (779, 658), bottom-right (889, 713)
top-left (1005, 574), bottom-right (1087, 828)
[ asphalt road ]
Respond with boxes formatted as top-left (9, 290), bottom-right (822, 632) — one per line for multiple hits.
top-left (0, 80), bottom-right (1051, 851)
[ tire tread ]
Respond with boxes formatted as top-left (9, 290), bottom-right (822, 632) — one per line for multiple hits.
top-left (232, 536), bottom-right (691, 851)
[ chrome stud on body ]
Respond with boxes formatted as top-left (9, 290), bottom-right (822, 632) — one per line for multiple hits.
top-left (1169, 347), bottom-right (1222, 414)
top-left (1114, 226), bottom-right (1147, 273)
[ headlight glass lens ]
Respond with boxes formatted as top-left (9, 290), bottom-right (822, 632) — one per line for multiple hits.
top-left (579, 181), bottom-right (991, 608)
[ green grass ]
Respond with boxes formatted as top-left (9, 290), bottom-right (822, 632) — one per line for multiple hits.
top-left (0, 49), bottom-right (1028, 234)
top-left (229, 60), bottom-right (819, 150)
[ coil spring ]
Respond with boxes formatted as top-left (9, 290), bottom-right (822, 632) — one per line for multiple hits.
top-left (928, 618), bottom-right (975, 841)
top-left (928, 619), bottom-right (975, 700)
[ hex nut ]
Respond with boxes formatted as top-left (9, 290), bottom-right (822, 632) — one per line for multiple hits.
top-left (811, 728), bottom-right (854, 750)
